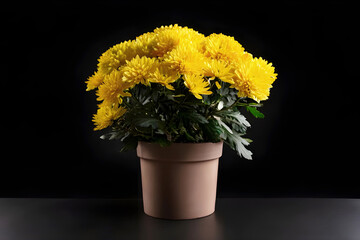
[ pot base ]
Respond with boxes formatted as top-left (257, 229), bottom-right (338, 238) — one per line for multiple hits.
top-left (143, 209), bottom-right (215, 220)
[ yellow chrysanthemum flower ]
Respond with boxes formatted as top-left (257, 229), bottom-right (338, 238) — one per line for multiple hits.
top-left (152, 24), bottom-right (205, 57)
top-left (163, 44), bottom-right (205, 75)
top-left (98, 40), bottom-right (138, 75)
top-left (134, 32), bottom-right (156, 57)
top-left (86, 40), bottom-right (139, 91)
top-left (148, 64), bottom-right (179, 90)
top-left (232, 53), bottom-right (277, 102)
top-left (86, 71), bottom-right (104, 91)
top-left (93, 104), bottom-right (126, 131)
top-left (122, 55), bottom-right (160, 86)
top-left (96, 70), bottom-right (132, 106)
top-left (183, 74), bottom-right (212, 99)
top-left (203, 59), bottom-right (235, 84)
top-left (152, 25), bottom-right (183, 57)
top-left (203, 33), bottom-right (245, 63)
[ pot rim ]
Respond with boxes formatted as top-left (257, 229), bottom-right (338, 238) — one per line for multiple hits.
top-left (137, 141), bottom-right (223, 162)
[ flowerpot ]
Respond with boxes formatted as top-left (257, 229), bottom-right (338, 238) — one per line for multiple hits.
top-left (137, 141), bottom-right (223, 220)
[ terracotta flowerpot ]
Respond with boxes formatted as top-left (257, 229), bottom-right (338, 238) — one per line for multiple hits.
top-left (137, 141), bottom-right (223, 220)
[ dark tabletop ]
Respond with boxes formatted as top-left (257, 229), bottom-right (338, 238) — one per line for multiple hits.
top-left (0, 198), bottom-right (359, 240)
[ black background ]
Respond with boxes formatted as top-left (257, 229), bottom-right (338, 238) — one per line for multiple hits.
top-left (2, 1), bottom-right (358, 198)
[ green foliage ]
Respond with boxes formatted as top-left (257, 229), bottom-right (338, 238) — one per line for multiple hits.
top-left (246, 106), bottom-right (265, 118)
top-left (100, 79), bottom-right (266, 159)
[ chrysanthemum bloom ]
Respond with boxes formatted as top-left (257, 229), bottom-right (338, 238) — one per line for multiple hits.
top-left (163, 44), bottom-right (206, 75)
top-left (148, 64), bottom-right (179, 90)
top-left (152, 24), bottom-right (205, 57)
top-left (86, 71), bottom-right (104, 91)
top-left (203, 33), bottom-right (245, 63)
top-left (98, 40), bottom-right (138, 74)
top-left (232, 53), bottom-right (277, 102)
top-left (96, 70), bottom-right (131, 106)
top-left (93, 103), bottom-right (126, 130)
top-left (134, 32), bottom-right (156, 57)
top-left (85, 40), bottom-right (138, 91)
top-left (151, 26), bottom-right (183, 57)
top-left (203, 59), bottom-right (235, 85)
top-left (183, 74), bottom-right (212, 99)
top-left (121, 55), bottom-right (160, 86)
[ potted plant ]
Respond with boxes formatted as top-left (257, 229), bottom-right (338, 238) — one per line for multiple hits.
top-left (86, 24), bottom-right (277, 219)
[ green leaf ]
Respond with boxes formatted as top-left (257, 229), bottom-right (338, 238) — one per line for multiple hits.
top-left (153, 136), bottom-right (171, 147)
top-left (214, 110), bottom-right (250, 134)
top-left (100, 131), bottom-right (126, 141)
top-left (214, 116), bottom-right (233, 134)
top-left (136, 118), bottom-right (164, 129)
top-left (218, 84), bottom-right (229, 96)
top-left (172, 94), bottom-right (186, 98)
top-left (202, 118), bottom-right (223, 142)
top-left (151, 91), bottom-right (159, 103)
top-left (180, 126), bottom-right (196, 141)
top-left (243, 138), bottom-right (253, 143)
top-left (180, 111), bottom-right (209, 124)
top-left (120, 136), bottom-right (138, 152)
top-left (202, 95), bottom-right (211, 105)
top-left (223, 111), bottom-right (251, 127)
top-left (224, 130), bottom-right (253, 160)
top-left (246, 106), bottom-right (265, 118)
